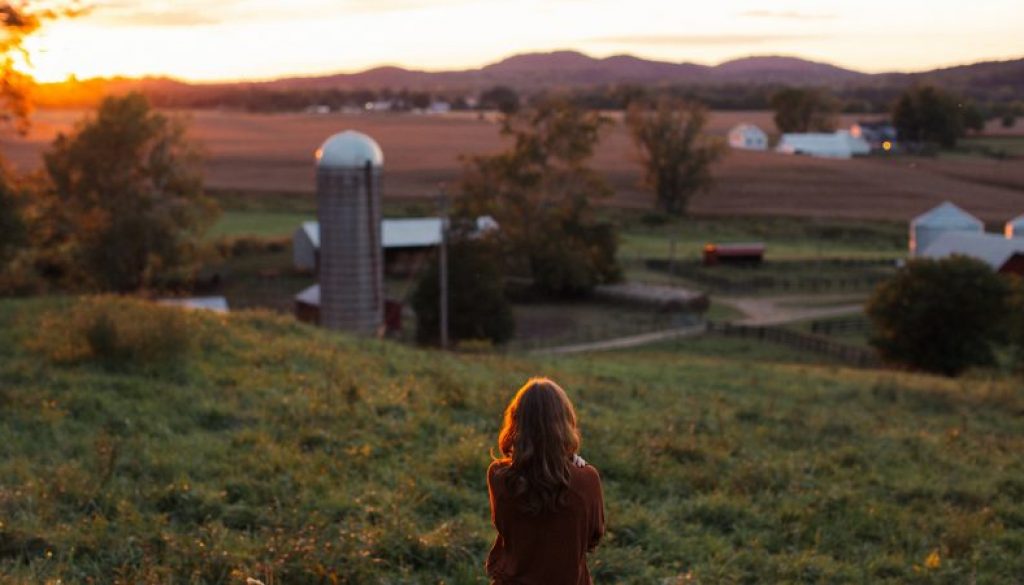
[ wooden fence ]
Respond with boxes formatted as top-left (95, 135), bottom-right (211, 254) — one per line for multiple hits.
top-left (809, 316), bottom-right (872, 336)
top-left (707, 321), bottom-right (881, 368)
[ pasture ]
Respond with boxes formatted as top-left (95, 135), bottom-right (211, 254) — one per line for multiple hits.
top-left (2, 296), bottom-right (1023, 583)
top-left (3, 109), bottom-right (1024, 221)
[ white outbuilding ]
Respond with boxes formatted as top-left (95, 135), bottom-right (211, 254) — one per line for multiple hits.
top-left (728, 124), bottom-right (768, 151)
top-left (1005, 214), bottom-right (1024, 238)
top-left (776, 130), bottom-right (870, 159)
top-left (909, 202), bottom-right (984, 256)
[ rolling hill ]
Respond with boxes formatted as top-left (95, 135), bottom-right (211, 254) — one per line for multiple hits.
top-left (1, 296), bottom-right (1022, 582)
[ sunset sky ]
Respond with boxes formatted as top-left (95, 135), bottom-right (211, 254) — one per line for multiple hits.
top-left (21, 0), bottom-right (1024, 83)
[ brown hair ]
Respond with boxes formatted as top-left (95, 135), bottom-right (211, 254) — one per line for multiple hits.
top-left (494, 377), bottom-right (581, 514)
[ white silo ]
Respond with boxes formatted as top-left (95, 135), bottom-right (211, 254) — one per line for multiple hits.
top-left (315, 130), bottom-right (384, 335)
top-left (1005, 214), bottom-right (1024, 239)
top-left (909, 202), bottom-right (983, 256)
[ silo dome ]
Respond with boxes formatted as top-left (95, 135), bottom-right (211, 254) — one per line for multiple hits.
top-left (316, 130), bottom-right (384, 168)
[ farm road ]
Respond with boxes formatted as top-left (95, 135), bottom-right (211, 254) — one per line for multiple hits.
top-left (721, 294), bottom-right (865, 326)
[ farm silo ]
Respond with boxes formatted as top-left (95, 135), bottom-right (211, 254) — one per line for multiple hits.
top-left (315, 130), bottom-right (384, 335)
top-left (1005, 214), bottom-right (1024, 239)
top-left (909, 202), bottom-right (983, 256)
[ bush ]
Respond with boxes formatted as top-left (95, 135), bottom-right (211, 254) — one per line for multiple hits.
top-left (411, 237), bottom-right (515, 346)
top-left (866, 256), bottom-right (1009, 376)
top-left (28, 296), bottom-right (196, 368)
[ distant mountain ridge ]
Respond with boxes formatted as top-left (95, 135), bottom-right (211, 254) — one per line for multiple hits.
top-left (261, 51), bottom-right (871, 91)
top-left (36, 50), bottom-right (1024, 110)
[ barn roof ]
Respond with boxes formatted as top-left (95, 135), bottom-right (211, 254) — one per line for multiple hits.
top-left (920, 231), bottom-right (1024, 270)
top-left (911, 202), bottom-right (984, 229)
top-left (298, 216), bottom-right (498, 250)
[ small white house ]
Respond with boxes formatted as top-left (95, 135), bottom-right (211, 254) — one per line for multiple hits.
top-left (728, 124), bottom-right (768, 151)
top-left (776, 130), bottom-right (870, 159)
top-left (909, 202), bottom-right (984, 256)
top-left (1005, 214), bottom-right (1024, 238)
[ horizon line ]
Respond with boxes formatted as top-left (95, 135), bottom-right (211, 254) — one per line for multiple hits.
top-left (35, 47), bottom-right (1024, 87)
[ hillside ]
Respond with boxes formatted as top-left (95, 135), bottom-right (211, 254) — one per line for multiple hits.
top-left (1, 297), bottom-right (1022, 583)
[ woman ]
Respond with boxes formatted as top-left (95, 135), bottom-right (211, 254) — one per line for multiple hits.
top-left (486, 377), bottom-right (605, 585)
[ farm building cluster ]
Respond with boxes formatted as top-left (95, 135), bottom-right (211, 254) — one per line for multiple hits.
top-left (911, 202), bottom-right (1024, 275)
top-left (728, 121), bottom-right (896, 159)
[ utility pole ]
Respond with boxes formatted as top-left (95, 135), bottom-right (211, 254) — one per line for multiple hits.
top-left (438, 187), bottom-right (450, 350)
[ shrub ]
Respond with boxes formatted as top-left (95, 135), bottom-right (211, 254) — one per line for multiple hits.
top-left (866, 255), bottom-right (1009, 376)
top-left (28, 295), bottom-right (196, 368)
top-left (411, 237), bottom-right (515, 346)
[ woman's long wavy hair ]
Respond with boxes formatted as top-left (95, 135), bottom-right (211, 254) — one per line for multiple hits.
top-left (494, 377), bottom-right (581, 515)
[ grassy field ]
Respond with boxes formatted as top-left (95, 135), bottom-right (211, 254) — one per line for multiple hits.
top-left (2, 297), bottom-right (1023, 583)
top-left (5, 109), bottom-right (1024, 222)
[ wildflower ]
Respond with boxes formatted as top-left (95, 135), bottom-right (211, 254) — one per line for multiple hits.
top-left (925, 549), bottom-right (941, 569)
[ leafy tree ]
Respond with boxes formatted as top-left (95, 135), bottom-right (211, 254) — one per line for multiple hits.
top-left (867, 256), bottom-right (1009, 376)
top-left (37, 92), bottom-right (217, 291)
top-left (0, 161), bottom-right (24, 264)
top-left (479, 85), bottom-right (520, 114)
top-left (411, 237), bottom-right (514, 346)
top-left (625, 97), bottom-right (725, 216)
top-left (892, 85), bottom-right (979, 148)
top-left (457, 97), bottom-right (620, 296)
top-left (1, 1), bottom-right (79, 132)
top-left (770, 87), bottom-right (839, 133)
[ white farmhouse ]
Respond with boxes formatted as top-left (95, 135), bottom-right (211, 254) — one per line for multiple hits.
top-left (728, 124), bottom-right (768, 151)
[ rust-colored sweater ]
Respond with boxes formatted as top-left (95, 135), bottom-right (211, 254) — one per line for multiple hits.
top-left (486, 460), bottom-right (605, 585)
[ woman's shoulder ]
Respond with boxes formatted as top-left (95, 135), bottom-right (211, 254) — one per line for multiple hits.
top-left (487, 459), bottom-right (511, 479)
top-left (571, 463), bottom-right (602, 486)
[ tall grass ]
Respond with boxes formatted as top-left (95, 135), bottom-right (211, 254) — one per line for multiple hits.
top-left (1, 297), bottom-right (1022, 583)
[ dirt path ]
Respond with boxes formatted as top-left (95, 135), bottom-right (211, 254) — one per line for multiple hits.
top-left (720, 294), bottom-right (865, 326)
top-left (528, 324), bottom-right (706, 356)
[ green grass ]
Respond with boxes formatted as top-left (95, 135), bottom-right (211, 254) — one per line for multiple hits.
top-left (208, 211), bottom-right (314, 239)
top-left (615, 215), bottom-right (907, 263)
top-left (2, 296), bottom-right (1023, 583)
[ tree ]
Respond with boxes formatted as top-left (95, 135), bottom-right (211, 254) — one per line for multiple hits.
top-left (0, 161), bottom-right (24, 264)
top-left (411, 237), bottom-right (515, 346)
top-left (625, 97), bottom-right (725, 216)
top-left (866, 256), bottom-right (1009, 376)
top-left (479, 85), bottom-right (520, 114)
top-left (37, 92), bottom-right (217, 291)
top-left (1, 2), bottom-right (79, 133)
top-left (892, 85), bottom-right (976, 149)
top-left (770, 87), bottom-right (839, 133)
top-left (457, 97), bottom-right (620, 297)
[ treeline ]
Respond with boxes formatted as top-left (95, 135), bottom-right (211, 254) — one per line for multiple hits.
top-left (35, 77), bottom-right (1024, 120)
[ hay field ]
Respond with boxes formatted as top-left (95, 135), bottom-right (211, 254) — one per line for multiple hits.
top-left (2, 109), bottom-right (1023, 221)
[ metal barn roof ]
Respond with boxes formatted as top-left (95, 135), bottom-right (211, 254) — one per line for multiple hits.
top-left (299, 216), bottom-right (497, 250)
top-left (911, 202), bottom-right (984, 229)
top-left (919, 231), bottom-right (1024, 270)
